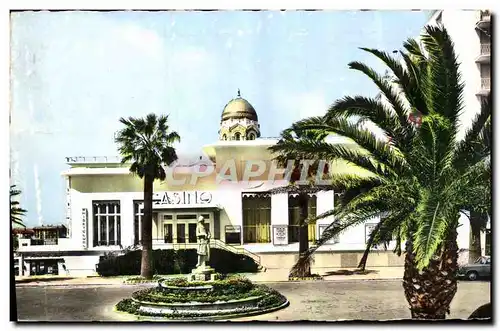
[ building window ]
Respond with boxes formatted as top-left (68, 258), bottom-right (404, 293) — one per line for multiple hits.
top-left (133, 201), bottom-right (143, 245)
top-left (248, 132), bottom-right (255, 140)
top-left (92, 201), bottom-right (121, 246)
top-left (222, 134), bottom-right (227, 140)
top-left (234, 132), bottom-right (241, 141)
top-left (242, 195), bottom-right (271, 243)
top-left (288, 194), bottom-right (317, 243)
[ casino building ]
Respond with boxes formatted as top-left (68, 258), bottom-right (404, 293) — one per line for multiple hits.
top-left (16, 92), bottom-right (475, 276)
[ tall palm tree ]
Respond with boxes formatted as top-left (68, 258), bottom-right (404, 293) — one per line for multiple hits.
top-left (269, 128), bottom-right (331, 277)
top-left (10, 185), bottom-right (27, 227)
top-left (10, 184), bottom-right (26, 321)
top-left (115, 114), bottom-right (180, 279)
top-left (271, 25), bottom-right (491, 319)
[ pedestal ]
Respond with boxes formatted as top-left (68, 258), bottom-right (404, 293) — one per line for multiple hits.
top-left (187, 265), bottom-right (218, 282)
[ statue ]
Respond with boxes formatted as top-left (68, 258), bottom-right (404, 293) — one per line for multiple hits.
top-left (195, 216), bottom-right (211, 268)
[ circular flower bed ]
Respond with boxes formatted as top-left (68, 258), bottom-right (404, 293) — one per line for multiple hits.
top-left (115, 276), bottom-right (288, 320)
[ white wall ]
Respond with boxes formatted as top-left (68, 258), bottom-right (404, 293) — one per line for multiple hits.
top-left (63, 255), bottom-right (100, 276)
top-left (457, 211), bottom-right (471, 250)
top-left (218, 189), bottom-right (243, 228)
top-left (315, 191), bottom-right (334, 243)
top-left (271, 193), bottom-right (288, 225)
top-left (75, 191), bottom-right (143, 251)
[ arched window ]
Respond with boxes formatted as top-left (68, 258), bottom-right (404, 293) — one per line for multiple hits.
top-left (234, 132), bottom-right (241, 141)
top-left (222, 134), bottom-right (227, 140)
top-left (248, 133), bottom-right (255, 140)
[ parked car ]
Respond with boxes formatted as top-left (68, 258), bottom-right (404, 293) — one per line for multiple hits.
top-left (457, 256), bottom-right (491, 281)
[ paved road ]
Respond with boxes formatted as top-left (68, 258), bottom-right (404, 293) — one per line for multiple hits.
top-left (16, 280), bottom-right (490, 322)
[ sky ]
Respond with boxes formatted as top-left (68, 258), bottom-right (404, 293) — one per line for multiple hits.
top-left (10, 10), bottom-right (429, 227)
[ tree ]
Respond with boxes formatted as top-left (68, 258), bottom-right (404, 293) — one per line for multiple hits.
top-left (10, 185), bottom-right (27, 227)
top-left (10, 184), bottom-right (26, 321)
top-left (269, 127), bottom-right (331, 277)
top-left (271, 25), bottom-right (490, 319)
top-left (115, 114), bottom-right (180, 279)
top-left (459, 97), bottom-right (491, 262)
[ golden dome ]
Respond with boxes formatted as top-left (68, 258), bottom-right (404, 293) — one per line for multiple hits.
top-left (221, 90), bottom-right (258, 121)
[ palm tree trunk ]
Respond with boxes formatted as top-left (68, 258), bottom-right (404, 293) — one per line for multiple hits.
top-left (140, 172), bottom-right (154, 279)
top-left (402, 228), bottom-right (458, 319)
top-left (298, 192), bottom-right (310, 277)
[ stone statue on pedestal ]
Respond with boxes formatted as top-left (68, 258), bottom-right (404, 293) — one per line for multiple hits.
top-left (195, 216), bottom-right (211, 268)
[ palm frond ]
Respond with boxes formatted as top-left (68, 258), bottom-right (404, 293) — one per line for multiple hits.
top-left (347, 61), bottom-right (412, 133)
top-left (115, 113), bottom-right (180, 180)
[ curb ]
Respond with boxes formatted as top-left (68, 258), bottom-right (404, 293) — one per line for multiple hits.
top-left (16, 277), bottom-right (403, 287)
top-left (15, 277), bottom-right (75, 284)
top-left (16, 283), bottom-right (152, 288)
top-left (113, 299), bottom-right (290, 322)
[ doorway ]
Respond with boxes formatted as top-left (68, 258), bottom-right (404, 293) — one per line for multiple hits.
top-left (159, 211), bottom-right (213, 244)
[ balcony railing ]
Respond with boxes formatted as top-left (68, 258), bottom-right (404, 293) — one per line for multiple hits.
top-left (30, 238), bottom-right (58, 246)
top-left (480, 43), bottom-right (491, 56)
top-left (481, 78), bottom-right (491, 91)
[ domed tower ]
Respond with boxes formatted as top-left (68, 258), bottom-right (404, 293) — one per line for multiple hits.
top-left (219, 89), bottom-right (260, 141)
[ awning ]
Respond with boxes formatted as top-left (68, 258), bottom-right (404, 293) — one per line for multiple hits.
top-left (24, 257), bottom-right (65, 261)
top-left (289, 193), bottom-right (317, 198)
top-left (140, 203), bottom-right (223, 211)
top-left (241, 193), bottom-right (271, 198)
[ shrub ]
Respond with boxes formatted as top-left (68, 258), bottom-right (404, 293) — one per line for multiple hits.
top-left (97, 248), bottom-right (258, 277)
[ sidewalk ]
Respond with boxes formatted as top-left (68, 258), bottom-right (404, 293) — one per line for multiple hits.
top-left (15, 267), bottom-right (403, 286)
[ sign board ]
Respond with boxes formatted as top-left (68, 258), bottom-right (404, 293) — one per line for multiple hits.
top-left (224, 225), bottom-right (241, 245)
top-left (153, 191), bottom-right (213, 206)
top-left (81, 208), bottom-right (88, 249)
top-left (272, 225), bottom-right (288, 246)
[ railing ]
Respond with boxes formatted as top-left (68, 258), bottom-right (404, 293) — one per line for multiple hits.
top-left (152, 238), bottom-right (197, 245)
top-left (287, 224), bottom-right (317, 243)
top-left (149, 237), bottom-right (262, 266)
top-left (65, 156), bottom-right (122, 164)
top-left (30, 238), bottom-right (58, 246)
top-left (211, 239), bottom-right (261, 266)
top-left (242, 225), bottom-right (271, 244)
top-left (480, 43), bottom-right (491, 56)
top-left (65, 155), bottom-right (215, 168)
top-left (481, 78), bottom-right (491, 91)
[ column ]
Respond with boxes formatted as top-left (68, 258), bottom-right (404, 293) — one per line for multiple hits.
top-left (456, 211), bottom-right (471, 251)
top-left (271, 193), bottom-right (288, 245)
top-left (19, 255), bottom-right (23, 276)
top-left (120, 196), bottom-right (135, 248)
top-left (316, 190), bottom-right (335, 242)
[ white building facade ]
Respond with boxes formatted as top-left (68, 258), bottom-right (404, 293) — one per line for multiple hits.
top-left (17, 88), bottom-right (479, 276)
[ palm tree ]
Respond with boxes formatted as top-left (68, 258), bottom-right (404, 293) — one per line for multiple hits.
top-left (270, 25), bottom-right (490, 319)
top-left (269, 128), bottom-right (331, 277)
top-left (115, 114), bottom-right (180, 279)
top-left (460, 97), bottom-right (491, 262)
top-left (10, 185), bottom-right (26, 320)
top-left (10, 185), bottom-right (27, 227)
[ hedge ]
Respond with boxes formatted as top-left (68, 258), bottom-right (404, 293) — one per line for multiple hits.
top-left (97, 248), bottom-right (258, 277)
